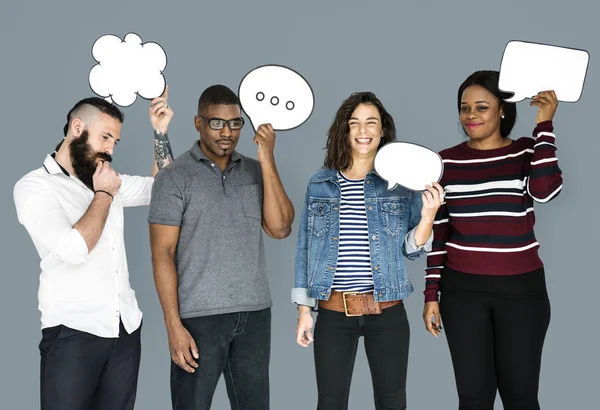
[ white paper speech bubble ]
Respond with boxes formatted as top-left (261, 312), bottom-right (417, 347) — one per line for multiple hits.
top-left (498, 41), bottom-right (589, 103)
top-left (89, 32), bottom-right (167, 107)
top-left (238, 65), bottom-right (314, 131)
top-left (374, 142), bottom-right (443, 191)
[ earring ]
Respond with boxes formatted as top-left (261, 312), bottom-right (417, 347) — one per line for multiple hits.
top-left (501, 113), bottom-right (505, 119)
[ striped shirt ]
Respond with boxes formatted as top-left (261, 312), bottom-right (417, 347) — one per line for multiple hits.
top-left (332, 172), bottom-right (374, 293)
top-left (424, 121), bottom-right (562, 302)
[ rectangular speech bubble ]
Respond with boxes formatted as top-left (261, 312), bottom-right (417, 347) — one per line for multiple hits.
top-left (498, 40), bottom-right (589, 103)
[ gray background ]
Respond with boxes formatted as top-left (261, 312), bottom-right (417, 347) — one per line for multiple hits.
top-left (1, 0), bottom-right (597, 408)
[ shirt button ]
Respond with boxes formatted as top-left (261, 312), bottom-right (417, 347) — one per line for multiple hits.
top-left (371, 235), bottom-right (377, 240)
top-left (332, 237), bottom-right (338, 241)
top-left (368, 206), bottom-right (373, 211)
top-left (333, 207), bottom-right (338, 211)
top-left (211, 163), bottom-right (215, 167)
top-left (374, 265), bottom-right (379, 271)
top-left (366, 180), bottom-right (371, 184)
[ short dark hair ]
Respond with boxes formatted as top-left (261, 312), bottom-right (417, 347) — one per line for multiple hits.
top-left (63, 97), bottom-right (124, 137)
top-left (324, 92), bottom-right (396, 170)
top-left (457, 70), bottom-right (517, 138)
top-left (56, 97), bottom-right (124, 151)
top-left (197, 85), bottom-right (241, 115)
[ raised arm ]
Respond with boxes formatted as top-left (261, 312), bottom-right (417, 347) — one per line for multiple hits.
top-left (527, 90), bottom-right (562, 203)
top-left (253, 124), bottom-right (295, 239)
top-left (149, 86), bottom-right (175, 177)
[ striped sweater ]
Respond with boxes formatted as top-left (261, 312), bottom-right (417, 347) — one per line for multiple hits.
top-left (424, 121), bottom-right (562, 303)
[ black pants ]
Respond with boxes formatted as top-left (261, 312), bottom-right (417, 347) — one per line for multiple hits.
top-left (314, 302), bottom-right (410, 410)
top-left (40, 319), bottom-right (142, 410)
top-left (440, 268), bottom-right (551, 410)
top-left (170, 308), bottom-right (271, 410)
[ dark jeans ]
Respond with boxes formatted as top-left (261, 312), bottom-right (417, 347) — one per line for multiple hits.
top-left (313, 302), bottom-right (410, 410)
top-left (171, 308), bottom-right (271, 410)
top-left (40, 319), bottom-right (142, 410)
top-left (440, 269), bottom-right (551, 410)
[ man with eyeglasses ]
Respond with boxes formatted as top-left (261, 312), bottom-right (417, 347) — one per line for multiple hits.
top-left (148, 84), bottom-right (294, 409)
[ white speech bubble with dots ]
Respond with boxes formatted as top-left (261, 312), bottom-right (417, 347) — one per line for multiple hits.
top-left (238, 65), bottom-right (314, 131)
top-left (374, 142), bottom-right (443, 192)
top-left (89, 32), bottom-right (167, 107)
top-left (498, 41), bottom-right (589, 103)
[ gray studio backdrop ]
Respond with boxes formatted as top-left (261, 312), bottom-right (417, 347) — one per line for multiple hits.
top-left (1, 1), bottom-right (597, 408)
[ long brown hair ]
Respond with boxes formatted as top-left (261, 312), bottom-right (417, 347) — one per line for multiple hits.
top-left (324, 92), bottom-right (396, 170)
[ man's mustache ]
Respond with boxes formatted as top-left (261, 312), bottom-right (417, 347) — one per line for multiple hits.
top-left (96, 153), bottom-right (112, 162)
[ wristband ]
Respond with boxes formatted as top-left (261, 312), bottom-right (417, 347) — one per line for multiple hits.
top-left (94, 190), bottom-right (114, 200)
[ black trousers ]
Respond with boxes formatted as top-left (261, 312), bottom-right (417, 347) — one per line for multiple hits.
top-left (40, 319), bottom-right (142, 410)
top-left (440, 268), bottom-right (551, 410)
top-left (314, 302), bottom-right (410, 410)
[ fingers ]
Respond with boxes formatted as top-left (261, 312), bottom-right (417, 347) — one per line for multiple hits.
top-left (150, 101), bottom-right (170, 115)
top-left (296, 318), bottom-right (314, 347)
top-left (172, 339), bottom-right (199, 373)
top-left (423, 183), bottom-right (444, 207)
top-left (190, 338), bottom-right (200, 360)
top-left (431, 182), bottom-right (444, 196)
top-left (422, 190), bottom-right (434, 205)
top-left (94, 160), bottom-right (104, 176)
top-left (173, 351), bottom-right (196, 373)
top-left (531, 90), bottom-right (558, 107)
top-left (255, 124), bottom-right (275, 138)
top-left (423, 303), bottom-right (441, 338)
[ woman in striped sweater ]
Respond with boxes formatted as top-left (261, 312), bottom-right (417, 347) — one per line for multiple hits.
top-left (292, 92), bottom-right (444, 409)
top-left (423, 70), bottom-right (561, 409)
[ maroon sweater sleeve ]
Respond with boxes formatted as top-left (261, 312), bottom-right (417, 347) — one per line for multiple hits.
top-left (424, 166), bottom-right (450, 303)
top-left (527, 121), bottom-right (563, 202)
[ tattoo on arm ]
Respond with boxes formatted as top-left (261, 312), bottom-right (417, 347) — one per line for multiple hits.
top-left (154, 130), bottom-right (174, 170)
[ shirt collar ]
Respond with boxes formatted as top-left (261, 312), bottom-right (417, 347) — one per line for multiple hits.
top-left (43, 153), bottom-right (70, 176)
top-left (190, 140), bottom-right (242, 163)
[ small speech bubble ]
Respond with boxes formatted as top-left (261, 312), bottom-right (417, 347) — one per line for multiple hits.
top-left (238, 65), bottom-right (314, 131)
top-left (89, 32), bottom-right (167, 107)
top-left (498, 40), bottom-right (589, 103)
top-left (374, 142), bottom-right (443, 191)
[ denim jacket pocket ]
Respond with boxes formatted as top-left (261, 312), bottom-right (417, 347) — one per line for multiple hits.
top-left (307, 201), bottom-right (331, 237)
top-left (380, 201), bottom-right (406, 236)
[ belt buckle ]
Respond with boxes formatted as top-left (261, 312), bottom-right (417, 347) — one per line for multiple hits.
top-left (342, 292), bottom-right (362, 317)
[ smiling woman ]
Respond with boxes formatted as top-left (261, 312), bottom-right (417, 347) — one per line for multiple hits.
top-left (292, 91), bottom-right (444, 409)
top-left (424, 70), bottom-right (562, 409)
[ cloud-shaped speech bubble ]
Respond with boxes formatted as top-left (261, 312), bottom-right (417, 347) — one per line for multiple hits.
top-left (238, 65), bottom-right (314, 131)
top-left (374, 142), bottom-right (443, 191)
top-left (89, 32), bottom-right (167, 107)
top-left (499, 40), bottom-right (589, 103)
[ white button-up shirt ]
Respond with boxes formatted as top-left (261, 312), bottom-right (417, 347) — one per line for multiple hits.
top-left (13, 154), bottom-right (153, 338)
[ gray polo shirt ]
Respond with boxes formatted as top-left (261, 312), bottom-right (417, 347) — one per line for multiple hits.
top-left (148, 141), bottom-right (271, 318)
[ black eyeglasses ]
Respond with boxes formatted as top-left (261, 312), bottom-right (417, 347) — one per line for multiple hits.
top-left (198, 116), bottom-right (245, 130)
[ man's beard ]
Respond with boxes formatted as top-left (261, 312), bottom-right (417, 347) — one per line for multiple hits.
top-left (69, 130), bottom-right (112, 190)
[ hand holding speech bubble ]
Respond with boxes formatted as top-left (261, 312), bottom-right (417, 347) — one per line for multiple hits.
top-left (374, 142), bottom-right (443, 191)
top-left (238, 65), bottom-right (314, 131)
top-left (499, 41), bottom-right (589, 103)
top-left (89, 32), bottom-right (167, 107)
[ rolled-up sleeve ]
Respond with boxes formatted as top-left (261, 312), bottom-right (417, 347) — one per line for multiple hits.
top-left (404, 227), bottom-right (433, 254)
top-left (118, 175), bottom-right (154, 207)
top-left (14, 177), bottom-right (89, 265)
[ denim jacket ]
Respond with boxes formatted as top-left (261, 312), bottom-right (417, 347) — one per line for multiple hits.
top-left (292, 167), bottom-right (432, 307)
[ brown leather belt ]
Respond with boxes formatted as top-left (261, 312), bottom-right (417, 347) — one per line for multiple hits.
top-left (319, 291), bottom-right (401, 317)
